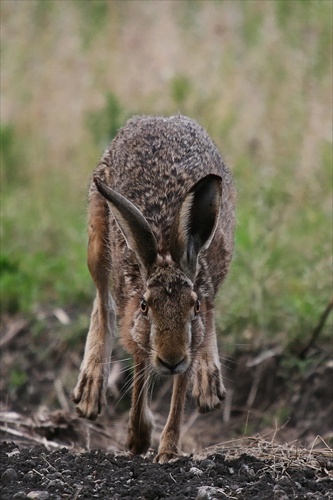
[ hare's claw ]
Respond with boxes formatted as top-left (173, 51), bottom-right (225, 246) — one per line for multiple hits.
top-left (72, 364), bottom-right (105, 420)
top-left (192, 356), bottom-right (226, 413)
top-left (154, 450), bottom-right (184, 464)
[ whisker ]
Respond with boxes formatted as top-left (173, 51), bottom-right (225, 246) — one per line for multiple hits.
top-left (113, 364), bottom-right (149, 415)
top-left (100, 356), bottom-right (133, 367)
top-left (111, 374), bottom-right (134, 412)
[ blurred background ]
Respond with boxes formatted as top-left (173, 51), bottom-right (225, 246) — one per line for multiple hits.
top-left (1, 0), bottom-right (332, 449)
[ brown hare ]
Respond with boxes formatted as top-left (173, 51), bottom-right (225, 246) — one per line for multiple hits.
top-left (73, 115), bottom-right (236, 463)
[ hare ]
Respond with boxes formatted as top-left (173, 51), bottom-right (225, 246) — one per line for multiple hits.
top-left (73, 115), bottom-right (235, 463)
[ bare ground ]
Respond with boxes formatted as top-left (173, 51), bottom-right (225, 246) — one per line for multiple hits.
top-left (0, 309), bottom-right (332, 499)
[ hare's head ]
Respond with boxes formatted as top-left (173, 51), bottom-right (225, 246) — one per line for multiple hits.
top-left (94, 174), bottom-right (222, 375)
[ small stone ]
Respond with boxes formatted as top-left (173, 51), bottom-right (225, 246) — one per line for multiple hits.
top-left (1, 467), bottom-right (18, 482)
top-left (61, 469), bottom-right (72, 475)
top-left (190, 466), bottom-right (204, 476)
top-left (272, 485), bottom-right (288, 500)
top-left (47, 479), bottom-right (65, 488)
top-left (13, 492), bottom-right (27, 499)
top-left (47, 472), bottom-right (62, 480)
top-left (197, 486), bottom-right (222, 499)
top-left (23, 471), bottom-right (35, 482)
top-left (27, 492), bottom-right (50, 500)
top-left (200, 459), bottom-right (215, 469)
top-left (7, 448), bottom-right (20, 457)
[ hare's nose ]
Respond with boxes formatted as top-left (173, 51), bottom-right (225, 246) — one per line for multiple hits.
top-left (157, 356), bottom-right (187, 374)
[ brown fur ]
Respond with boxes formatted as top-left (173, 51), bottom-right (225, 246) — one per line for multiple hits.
top-left (73, 115), bottom-right (236, 463)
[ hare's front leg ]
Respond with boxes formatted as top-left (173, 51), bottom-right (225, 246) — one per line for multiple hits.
top-left (192, 308), bottom-right (225, 413)
top-left (73, 192), bottom-right (115, 419)
top-left (127, 358), bottom-right (154, 455)
top-left (154, 373), bottom-right (188, 464)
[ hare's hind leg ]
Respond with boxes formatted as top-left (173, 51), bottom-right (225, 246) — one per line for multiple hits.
top-left (73, 190), bottom-right (116, 420)
top-left (192, 307), bottom-right (226, 413)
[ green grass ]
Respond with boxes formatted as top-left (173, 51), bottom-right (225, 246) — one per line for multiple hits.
top-left (1, 0), bottom-right (332, 348)
top-left (217, 151), bottom-right (331, 346)
top-left (1, 182), bottom-right (91, 313)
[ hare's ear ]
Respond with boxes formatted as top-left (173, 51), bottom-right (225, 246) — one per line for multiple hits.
top-left (94, 177), bottom-right (158, 277)
top-left (171, 174), bottom-right (222, 280)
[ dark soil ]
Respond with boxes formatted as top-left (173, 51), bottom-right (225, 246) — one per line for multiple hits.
top-left (1, 441), bottom-right (332, 500)
top-left (0, 309), bottom-right (332, 499)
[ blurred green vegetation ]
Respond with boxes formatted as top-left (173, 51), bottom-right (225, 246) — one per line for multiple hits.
top-left (1, 0), bottom-right (331, 349)
top-left (87, 91), bottom-right (132, 149)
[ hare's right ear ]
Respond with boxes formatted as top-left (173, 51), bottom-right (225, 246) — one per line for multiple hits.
top-left (94, 177), bottom-right (158, 277)
top-left (170, 174), bottom-right (222, 280)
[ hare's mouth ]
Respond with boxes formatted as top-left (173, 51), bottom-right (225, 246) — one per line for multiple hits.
top-left (153, 354), bottom-right (190, 375)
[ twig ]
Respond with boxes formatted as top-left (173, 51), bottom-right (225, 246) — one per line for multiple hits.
top-left (71, 486), bottom-right (84, 500)
top-left (299, 298), bottom-right (333, 359)
top-left (54, 378), bottom-right (70, 411)
top-left (0, 319), bottom-right (29, 348)
top-left (223, 388), bottom-right (233, 423)
top-left (246, 364), bottom-right (263, 407)
top-left (0, 425), bottom-right (61, 448)
top-left (242, 410), bottom-right (251, 442)
top-left (308, 434), bottom-right (332, 460)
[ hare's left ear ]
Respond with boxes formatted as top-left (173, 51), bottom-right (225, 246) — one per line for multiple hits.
top-left (170, 174), bottom-right (222, 280)
top-left (94, 177), bottom-right (158, 279)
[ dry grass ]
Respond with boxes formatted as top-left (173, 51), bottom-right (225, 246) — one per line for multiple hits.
top-left (196, 433), bottom-right (333, 468)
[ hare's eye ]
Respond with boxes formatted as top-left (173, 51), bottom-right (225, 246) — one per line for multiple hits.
top-left (140, 298), bottom-right (148, 316)
top-left (194, 299), bottom-right (200, 316)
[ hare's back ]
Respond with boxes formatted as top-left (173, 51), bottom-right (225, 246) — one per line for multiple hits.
top-left (102, 115), bottom-right (231, 215)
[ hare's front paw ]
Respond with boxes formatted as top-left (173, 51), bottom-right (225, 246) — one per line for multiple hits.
top-left (126, 410), bottom-right (154, 455)
top-left (154, 429), bottom-right (184, 464)
top-left (154, 450), bottom-right (183, 464)
top-left (72, 363), bottom-right (105, 420)
top-left (192, 356), bottom-right (226, 413)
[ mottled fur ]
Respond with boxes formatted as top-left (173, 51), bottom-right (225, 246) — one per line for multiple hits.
top-left (73, 115), bottom-right (236, 463)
